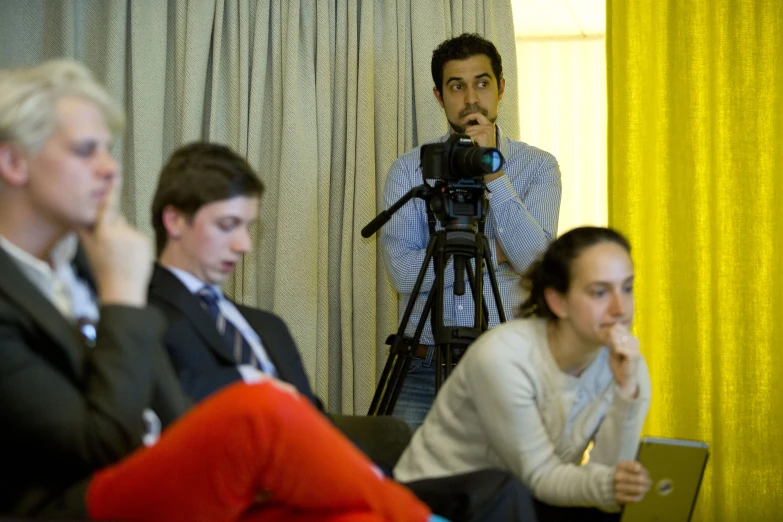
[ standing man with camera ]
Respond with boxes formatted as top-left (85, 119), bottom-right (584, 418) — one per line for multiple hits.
top-left (381, 33), bottom-right (562, 429)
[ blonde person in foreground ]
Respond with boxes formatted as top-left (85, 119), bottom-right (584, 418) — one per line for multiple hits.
top-left (395, 226), bottom-right (653, 522)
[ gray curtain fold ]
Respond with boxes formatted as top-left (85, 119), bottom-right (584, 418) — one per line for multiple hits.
top-left (0, 0), bottom-right (518, 413)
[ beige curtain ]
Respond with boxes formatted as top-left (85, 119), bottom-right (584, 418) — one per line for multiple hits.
top-left (0, 0), bottom-right (518, 413)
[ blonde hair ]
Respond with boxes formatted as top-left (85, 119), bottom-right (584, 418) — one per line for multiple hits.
top-left (0, 60), bottom-right (124, 154)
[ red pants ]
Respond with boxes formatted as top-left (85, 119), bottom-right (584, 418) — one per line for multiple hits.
top-left (87, 381), bottom-right (430, 522)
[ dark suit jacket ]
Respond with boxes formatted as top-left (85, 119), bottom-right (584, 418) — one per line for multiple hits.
top-left (0, 247), bottom-right (190, 518)
top-left (147, 264), bottom-right (317, 406)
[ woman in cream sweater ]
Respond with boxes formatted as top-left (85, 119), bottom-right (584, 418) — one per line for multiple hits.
top-left (395, 227), bottom-right (652, 521)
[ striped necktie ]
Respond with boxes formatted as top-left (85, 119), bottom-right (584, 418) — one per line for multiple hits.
top-left (196, 286), bottom-right (259, 369)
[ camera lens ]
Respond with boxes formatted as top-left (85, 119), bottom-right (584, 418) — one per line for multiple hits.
top-left (453, 146), bottom-right (503, 178)
top-left (479, 149), bottom-right (503, 172)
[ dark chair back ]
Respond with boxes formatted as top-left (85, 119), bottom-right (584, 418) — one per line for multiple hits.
top-left (329, 414), bottom-right (413, 469)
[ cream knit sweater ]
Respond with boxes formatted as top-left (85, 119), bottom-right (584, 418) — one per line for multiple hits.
top-left (394, 318), bottom-right (651, 511)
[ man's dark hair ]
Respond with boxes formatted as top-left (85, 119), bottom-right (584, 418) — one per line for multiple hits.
top-left (151, 142), bottom-right (264, 256)
top-left (431, 33), bottom-right (503, 95)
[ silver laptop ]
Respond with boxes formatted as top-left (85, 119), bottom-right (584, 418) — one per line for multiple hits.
top-left (620, 437), bottom-right (709, 522)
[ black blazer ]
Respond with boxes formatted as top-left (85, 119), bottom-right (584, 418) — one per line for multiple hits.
top-left (0, 248), bottom-right (190, 518)
top-left (147, 264), bottom-right (317, 406)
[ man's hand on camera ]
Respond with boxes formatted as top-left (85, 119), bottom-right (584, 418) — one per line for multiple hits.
top-left (460, 111), bottom-right (496, 148)
top-left (460, 112), bottom-right (503, 183)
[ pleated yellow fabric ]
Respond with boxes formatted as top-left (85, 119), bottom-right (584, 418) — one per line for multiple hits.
top-left (608, 1), bottom-right (783, 519)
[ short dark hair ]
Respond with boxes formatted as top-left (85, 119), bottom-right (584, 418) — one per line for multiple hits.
top-left (519, 227), bottom-right (632, 319)
top-left (431, 33), bottom-right (503, 95)
top-left (151, 142), bottom-right (264, 256)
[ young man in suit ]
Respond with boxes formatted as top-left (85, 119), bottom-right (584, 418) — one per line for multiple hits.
top-left (148, 142), bottom-right (317, 404)
top-left (0, 59), bottom-right (439, 522)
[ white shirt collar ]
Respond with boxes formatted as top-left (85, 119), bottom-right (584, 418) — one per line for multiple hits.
top-left (0, 233), bottom-right (98, 321)
top-left (0, 233), bottom-right (78, 276)
top-left (163, 265), bottom-right (223, 298)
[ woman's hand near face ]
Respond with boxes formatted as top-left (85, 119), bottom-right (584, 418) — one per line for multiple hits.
top-left (605, 323), bottom-right (641, 398)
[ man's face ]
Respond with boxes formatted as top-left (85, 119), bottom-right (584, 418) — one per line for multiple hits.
top-left (166, 195), bottom-right (259, 286)
top-left (433, 54), bottom-right (505, 134)
top-left (23, 96), bottom-right (118, 230)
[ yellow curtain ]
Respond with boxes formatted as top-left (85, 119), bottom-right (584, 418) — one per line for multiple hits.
top-left (608, 1), bottom-right (783, 520)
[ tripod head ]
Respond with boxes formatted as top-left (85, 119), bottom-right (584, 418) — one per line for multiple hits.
top-left (360, 179), bottom-right (488, 239)
top-left (428, 179), bottom-right (487, 231)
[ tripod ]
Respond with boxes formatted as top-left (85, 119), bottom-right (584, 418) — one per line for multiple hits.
top-left (362, 181), bottom-right (507, 416)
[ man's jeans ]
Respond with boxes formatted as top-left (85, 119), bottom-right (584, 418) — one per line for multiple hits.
top-left (392, 349), bottom-right (440, 430)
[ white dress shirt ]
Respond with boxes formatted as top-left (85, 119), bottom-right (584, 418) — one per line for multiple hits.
top-left (163, 265), bottom-right (278, 382)
top-left (0, 233), bottom-right (98, 322)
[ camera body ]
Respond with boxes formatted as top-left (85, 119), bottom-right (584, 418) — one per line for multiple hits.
top-left (420, 133), bottom-right (504, 226)
top-left (420, 133), bottom-right (504, 181)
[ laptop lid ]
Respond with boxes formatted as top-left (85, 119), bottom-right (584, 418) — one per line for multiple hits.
top-left (620, 437), bottom-right (709, 522)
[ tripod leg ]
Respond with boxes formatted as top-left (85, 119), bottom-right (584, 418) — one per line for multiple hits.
top-left (465, 262), bottom-right (490, 331)
top-left (379, 284), bottom-right (439, 415)
top-left (368, 337), bottom-right (408, 415)
top-left (482, 236), bottom-right (507, 323)
top-left (369, 232), bottom-right (442, 416)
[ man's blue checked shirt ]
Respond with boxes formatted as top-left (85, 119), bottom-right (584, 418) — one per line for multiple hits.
top-left (380, 127), bottom-right (562, 346)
